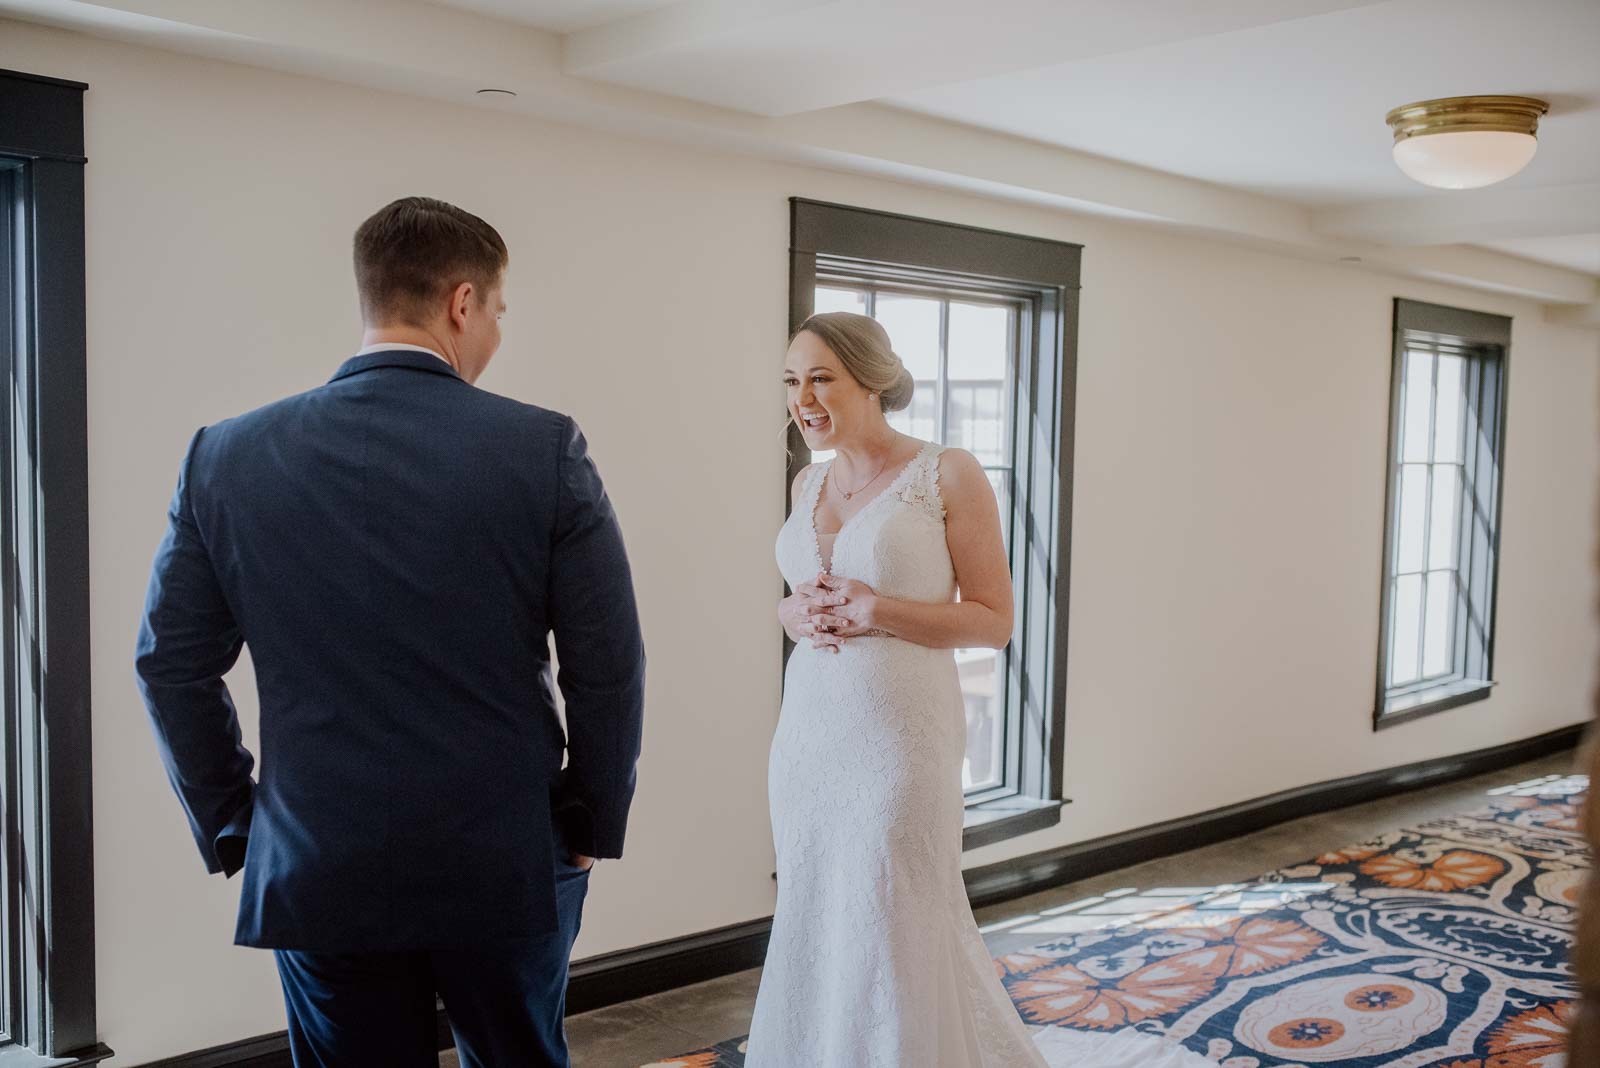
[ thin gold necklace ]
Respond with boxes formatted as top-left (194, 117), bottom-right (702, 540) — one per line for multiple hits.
top-left (834, 440), bottom-right (897, 500)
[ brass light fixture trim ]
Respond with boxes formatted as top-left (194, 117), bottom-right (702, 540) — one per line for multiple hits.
top-left (1385, 95), bottom-right (1549, 142)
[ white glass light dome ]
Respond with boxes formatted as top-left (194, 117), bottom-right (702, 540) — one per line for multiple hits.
top-left (1392, 130), bottom-right (1538, 190)
top-left (1385, 96), bottom-right (1548, 191)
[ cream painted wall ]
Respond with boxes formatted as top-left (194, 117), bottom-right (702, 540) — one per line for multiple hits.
top-left (1, 17), bottom-right (1594, 1065)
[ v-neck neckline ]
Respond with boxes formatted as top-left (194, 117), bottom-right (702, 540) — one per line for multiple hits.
top-left (808, 440), bottom-right (935, 574)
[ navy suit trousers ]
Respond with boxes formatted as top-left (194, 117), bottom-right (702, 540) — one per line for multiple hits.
top-left (275, 851), bottom-right (592, 1068)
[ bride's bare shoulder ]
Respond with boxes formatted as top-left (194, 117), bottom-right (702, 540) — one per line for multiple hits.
top-left (933, 448), bottom-right (993, 508)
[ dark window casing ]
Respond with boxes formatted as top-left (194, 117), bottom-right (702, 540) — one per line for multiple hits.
top-left (0, 66), bottom-right (103, 1061)
top-left (1374, 298), bottom-right (1510, 731)
top-left (788, 199), bottom-right (1081, 849)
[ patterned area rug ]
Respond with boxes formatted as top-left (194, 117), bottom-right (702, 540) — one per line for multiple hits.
top-left (642, 775), bottom-right (1586, 1067)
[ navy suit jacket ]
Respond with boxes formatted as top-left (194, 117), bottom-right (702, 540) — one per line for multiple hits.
top-left (135, 349), bottom-right (645, 951)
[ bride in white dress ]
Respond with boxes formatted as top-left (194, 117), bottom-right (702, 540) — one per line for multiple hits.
top-left (744, 312), bottom-right (1213, 1068)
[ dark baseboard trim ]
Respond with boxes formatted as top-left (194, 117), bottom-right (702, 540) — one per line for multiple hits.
top-left (565, 916), bottom-right (772, 1015)
top-left (135, 1033), bottom-right (291, 1068)
top-left (137, 722), bottom-right (1585, 1066)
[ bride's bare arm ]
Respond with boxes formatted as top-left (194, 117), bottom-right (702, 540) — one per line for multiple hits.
top-left (824, 449), bottom-right (1013, 650)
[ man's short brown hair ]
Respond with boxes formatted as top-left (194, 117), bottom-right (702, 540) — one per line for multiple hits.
top-left (353, 197), bottom-right (508, 326)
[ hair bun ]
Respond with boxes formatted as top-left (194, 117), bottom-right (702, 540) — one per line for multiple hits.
top-left (880, 363), bottom-right (915, 413)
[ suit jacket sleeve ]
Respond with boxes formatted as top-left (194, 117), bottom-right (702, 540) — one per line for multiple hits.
top-left (548, 416), bottom-right (646, 860)
top-left (135, 427), bottom-right (254, 877)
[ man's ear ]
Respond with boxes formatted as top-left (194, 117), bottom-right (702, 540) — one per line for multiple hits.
top-left (449, 281), bottom-right (475, 331)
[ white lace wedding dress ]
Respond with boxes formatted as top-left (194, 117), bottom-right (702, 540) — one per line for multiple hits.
top-left (746, 440), bottom-right (1213, 1068)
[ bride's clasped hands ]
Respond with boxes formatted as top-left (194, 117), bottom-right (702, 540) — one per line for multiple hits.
top-left (778, 571), bottom-right (878, 653)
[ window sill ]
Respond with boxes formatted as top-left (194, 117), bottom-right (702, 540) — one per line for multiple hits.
top-left (1376, 678), bottom-right (1495, 731)
top-left (0, 1043), bottom-right (113, 1068)
top-left (962, 796), bottom-right (1067, 851)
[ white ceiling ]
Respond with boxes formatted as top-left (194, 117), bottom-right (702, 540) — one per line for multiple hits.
top-left (447, 0), bottom-right (1600, 278)
top-left (888, 0), bottom-right (1600, 208)
top-left (558, 0), bottom-right (1385, 119)
top-left (427, 0), bottom-right (674, 34)
top-left (2, 0), bottom-right (1596, 296)
top-left (544, 0), bottom-right (1600, 277)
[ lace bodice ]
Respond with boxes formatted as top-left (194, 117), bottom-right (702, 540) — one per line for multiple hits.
top-left (775, 440), bottom-right (953, 604)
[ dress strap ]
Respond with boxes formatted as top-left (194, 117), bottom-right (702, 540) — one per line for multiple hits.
top-left (926, 444), bottom-right (947, 518)
top-left (800, 458), bottom-right (831, 511)
top-left (895, 442), bottom-right (947, 521)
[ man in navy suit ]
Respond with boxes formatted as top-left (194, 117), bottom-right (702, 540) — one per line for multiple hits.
top-left (136, 196), bottom-right (645, 1067)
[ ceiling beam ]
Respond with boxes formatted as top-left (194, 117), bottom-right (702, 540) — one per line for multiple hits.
top-left (563, 0), bottom-right (1387, 116)
top-left (1314, 183), bottom-right (1600, 246)
top-left (0, 0), bottom-right (565, 93)
top-left (1359, 244), bottom-right (1597, 305)
top-left (564, 0), bottom-right (832, 76)
top-left (1546, 295), bottom-right (1600, 329)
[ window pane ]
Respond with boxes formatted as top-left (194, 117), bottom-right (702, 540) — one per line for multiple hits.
top-left (951, 384), bottom-right (1006, 465)
top-left (1433, 354), bottom-right (1464, 463)
top-left (958, 649), bottom-right (1003, 791)
top-left (891, 378), bottom-right (939, 442)
top-left (1471, 513), bottom-right (1493, 617)
top-left (1423, 570), bottom-right (1455, 677)
top-left (948, 303), bottom-right (1010, 467)
top-left (875, 295), bottom-right (941, 381)
top-left (1383, 310), bottom-right (1509, 709)
top-left (1395, 464), bottom-right (1428, 574)
top-left (1401, 349), bottom-right (1434, 463)
top-left (945, 384), bottom-right (1002, 465)
top-left (988, 468), bottom-right (1010, 553)
top-left (1427, 464), bottom-right (1460, 570)
top-left (1473, 418), bottom-right (1499, 510)
top-left (948, 302), bottom-right (1008, 379)
top-left (814, 286), bottom-right (866, 314)
top-left (1390, 573), bottom-right (1423, 685)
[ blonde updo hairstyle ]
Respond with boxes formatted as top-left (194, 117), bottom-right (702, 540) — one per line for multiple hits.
top-left (792, 312), bottom-right (915, 413)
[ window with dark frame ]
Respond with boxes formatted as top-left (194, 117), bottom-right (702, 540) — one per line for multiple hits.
top-left (811, 282), bottom-right (1020, 796)
top-left (0, 67), bottom-right (105, 1064)
top-left (0, 156), bottom-right (14, 1054)
top-left (788, 199), bottom-right (1081, 849)
top-left (1375, 298), bottom-right (1509, 730)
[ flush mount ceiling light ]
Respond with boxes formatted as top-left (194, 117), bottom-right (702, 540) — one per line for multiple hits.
top-left (1385, 95), bottom-right (1549, 190)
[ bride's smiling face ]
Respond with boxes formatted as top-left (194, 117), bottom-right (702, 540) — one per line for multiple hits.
top-left (784, 330), bottom-right (875, 450)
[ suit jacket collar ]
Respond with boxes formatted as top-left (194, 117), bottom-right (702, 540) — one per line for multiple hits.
top-left (330, 349), bottom-right (464, 383)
